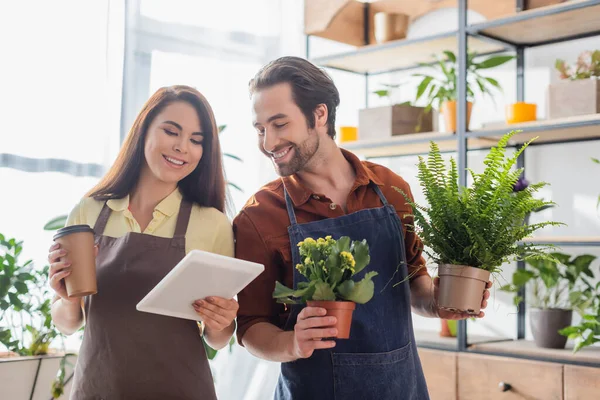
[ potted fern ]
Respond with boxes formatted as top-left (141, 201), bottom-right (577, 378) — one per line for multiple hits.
top-left (272, 236), bottom-right (376, 338)
top-left (413, 50), bottom-right (514, 132)
top-left (395, 130), bottom-right (562, 314)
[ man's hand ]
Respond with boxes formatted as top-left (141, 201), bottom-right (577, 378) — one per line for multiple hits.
top-left (434, 277), bottom-right (492, 320)
top-left (292, 306), bottom-right (338, 359)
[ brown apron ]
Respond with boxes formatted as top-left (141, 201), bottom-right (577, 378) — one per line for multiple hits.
top-left (70, 199), bottom-right (216, 400)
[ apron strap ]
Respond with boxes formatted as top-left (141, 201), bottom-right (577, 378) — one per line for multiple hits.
top-left (370, 182), bottom-right (389, 206)
top-left (93, 202), bottom-right (112, 235)
top-left (283, 186), bottom-right (298, 226)
top-left (174, 199), bottom-right (193, 239)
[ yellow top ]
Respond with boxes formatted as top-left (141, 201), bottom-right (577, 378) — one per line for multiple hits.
top-left (65, 188), bottom-right (234, 257)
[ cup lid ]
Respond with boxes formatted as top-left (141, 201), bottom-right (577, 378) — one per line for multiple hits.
top-left (53, 224), bottom-right (94, 241)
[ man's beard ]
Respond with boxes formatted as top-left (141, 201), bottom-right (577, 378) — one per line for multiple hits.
top-left (270, 132), bottom-right (319, 177)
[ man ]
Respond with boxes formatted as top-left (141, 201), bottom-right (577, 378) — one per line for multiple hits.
top-left (233, 56), bottom-right (491, 400)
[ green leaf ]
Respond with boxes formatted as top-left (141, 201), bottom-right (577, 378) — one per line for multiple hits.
top-left (227, 182), bottom-right (244, 193)
top-left (352, 240), bottom-right (370, 275)
top-left (14, 281), bottom-right (28, 294)
top-left (43, 215), bottom-right (68, 231)
top-left (415, 76), bottom-right (434, 102)
top-left (512, 269), bottom-right (535, 286)
top-left (484, 77), bottom-right (501, 89)
top-left (443, 50), bottom-right (456, 63)
top-left (592, 158), bottom-right (600, 164)
top-left (336, 237), bottom-right (351, 253)
top-left (203, 338), bottom-right (218, 360)
top-left (218, 125), bottom-right (227, 133)
top-left (373, 90), bottom-right (389, 98)
top-left (8, 292), bottom-right (24, 311)
top-left (312, 281), bottom-right (336, 301)
top-left (499, 284), bottom-right (517, 293)
top-left (337, 271), bottom-right (379, 304)
top-left (224, 153), bottom-right (242, 162)
top-left (475, 55), bottom-right (514, 69)
top-left (558, 326), bottom-right (580, 337)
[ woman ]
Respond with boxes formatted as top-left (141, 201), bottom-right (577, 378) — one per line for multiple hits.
top-left (47, 85), bottom-right (236, 399)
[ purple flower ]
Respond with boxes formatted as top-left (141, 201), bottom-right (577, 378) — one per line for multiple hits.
top-left (513, 176), bottom-right (529, 192)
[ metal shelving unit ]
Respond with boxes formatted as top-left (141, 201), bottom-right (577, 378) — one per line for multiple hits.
top-left (308, 0), bottom-right (600, 368)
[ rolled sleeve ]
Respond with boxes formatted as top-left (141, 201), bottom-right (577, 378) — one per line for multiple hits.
top-left (233, 211), bottom-right (281, 345)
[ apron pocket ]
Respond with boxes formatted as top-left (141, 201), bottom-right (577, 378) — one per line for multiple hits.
top-left (332, 342), bottom-right (417, 400)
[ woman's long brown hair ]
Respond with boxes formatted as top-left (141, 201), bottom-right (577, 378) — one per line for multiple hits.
top-left (87, 85), bottom-right (226, 213)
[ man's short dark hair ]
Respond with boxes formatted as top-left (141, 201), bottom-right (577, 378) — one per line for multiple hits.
top-left (249, 56), bottom-right (341, 139)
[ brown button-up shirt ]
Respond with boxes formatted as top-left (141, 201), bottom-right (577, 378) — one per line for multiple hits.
top-left (233, 149), bottom-right (428, 344)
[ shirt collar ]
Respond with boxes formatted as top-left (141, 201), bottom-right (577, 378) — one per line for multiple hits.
top-left (281, 149), bottom-right (383, 207)
top-left (106, 187), bottom-right (183, 217)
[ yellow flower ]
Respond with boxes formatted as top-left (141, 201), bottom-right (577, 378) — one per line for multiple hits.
top-left (304, 256), bottom-right (312, 265)
top-left (340, 251), bottom-right (356, 272)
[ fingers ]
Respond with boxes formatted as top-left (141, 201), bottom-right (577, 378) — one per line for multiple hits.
top-left (200, 296), bottom-right (238, 311)
top-left (486, 280), bottom-right (493, 289)
top-left (194, 304), bottom-right (230, 327)
top-left (49, 242), bottom-right (60, 252)
top-left (296, 316), bottom-right (337, 330)
top-left (49, 261), bottom-right (71, 277)
top-left (298, 306), bottom-right (327, 321)
top-left (48, 248), bottom-right (67, 264)
top-left (433, 277), bottom-right (440, 287)
top-left (94, 245), bottom-right (99, 258)
top-left (296, 326), bottom-right (338, 340)
top-left (311, 340), bottom-right (337, 350)
top-left (49, 269), bottom-right (71, 291)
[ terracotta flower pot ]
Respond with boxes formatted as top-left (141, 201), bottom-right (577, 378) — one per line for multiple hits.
top-left (440, 319), bottom-right (457, 337)
top-left (307, 300), bottom-right (356, 339)
top-left (437, 264), bottom-right (490, 315)
top-left (441, 101), bottom-right (473, 133)
top-left (530, 308), bottom-right (572, 349)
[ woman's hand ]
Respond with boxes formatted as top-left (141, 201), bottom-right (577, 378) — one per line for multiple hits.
top-left (192, 297), bottom-right (238, 332)
top-left (48, 242), bottom-right (98, 304)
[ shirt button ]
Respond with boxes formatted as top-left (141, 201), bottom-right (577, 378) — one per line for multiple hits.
top-left (329, 203), bottom-right (337, 210)
top-left (312, 194), bottom-right (320, 200)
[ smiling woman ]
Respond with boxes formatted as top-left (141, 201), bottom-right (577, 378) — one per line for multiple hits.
top-left (45, 85), bottom-right (237, 399)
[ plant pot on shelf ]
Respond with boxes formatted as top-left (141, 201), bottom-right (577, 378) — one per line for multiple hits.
top-left (307, 300), bottom-right (356, 339)
top-left (506, 102), bottom-right (537, 124)
top-left (437, 264), bottom-right (490, 315)
top-left (374, 12), bottom-right (409, 43)
top-left (523, 0), bottom-right (567, 10)
top-left (530, 308), bottom-right (572, 349)
top-left (441, 101), bottom-right (473, 133)
top-left (358, 104), bottom-right (438, 140)
top-left (440, 319), bottom-right (457, 338)
top-left (547, 79), bottom-right (600, 119)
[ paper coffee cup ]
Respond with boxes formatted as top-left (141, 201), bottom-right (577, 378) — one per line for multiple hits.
top-left (53, 225), bottom-right (97, 298)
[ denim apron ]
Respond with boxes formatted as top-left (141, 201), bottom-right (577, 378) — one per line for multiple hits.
top-left (275, 182), bottom-right (429, 400)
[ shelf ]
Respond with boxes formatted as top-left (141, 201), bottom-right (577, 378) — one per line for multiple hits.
top-left (469, 0), bottom-right (600, 47)
top-left (469, 339), bottom-right (600, 366)
top-left (415, 330), bottom-right (508, 351)
top-left (340, 131), bottom-right (499, 158)
top-left (522, 236), bottom-right (600, 246)
top-left (311, 31), bottom-right (507, 75)
top-left (468, 113), bottom-right (600, 146)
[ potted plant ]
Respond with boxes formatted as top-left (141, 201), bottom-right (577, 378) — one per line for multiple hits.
top-left (549, 49), bottom-right (600, 119)
top-left (501, 252), bottom-right (597, 348)
top-left (394, 130), bottom-right (562, 314)
top-left (559, 271), bottom-right (600, 353)
top-left (272, 236), bottom-right (376, 338)
top-left (359, 83), bottom-right (437, 140)
top-left (413, 50), bottom-right (514, 132)
top-left (0, 233), bottom-right (75, 398)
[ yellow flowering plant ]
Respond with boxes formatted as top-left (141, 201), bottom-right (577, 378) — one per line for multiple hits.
top-left (272, 236), bottom-right (377, 305)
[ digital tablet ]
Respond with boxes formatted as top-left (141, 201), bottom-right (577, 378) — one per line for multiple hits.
top-left (136, 250), bottom-right (264, 321)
